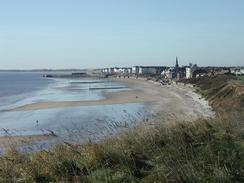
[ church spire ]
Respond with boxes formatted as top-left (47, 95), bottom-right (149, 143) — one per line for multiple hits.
top-left (175, 56), bottom-right (179, 68)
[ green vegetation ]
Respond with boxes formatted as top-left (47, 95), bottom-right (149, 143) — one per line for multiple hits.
top-left (183, 75), bottom-right (244, 112)
top-left (236, 75), bottom-right (244, 82)
top-left (1, 75), bottom-right (244, 182)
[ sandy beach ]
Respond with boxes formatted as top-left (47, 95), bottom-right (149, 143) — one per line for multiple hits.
top-left (111, 77), bottom-right (214, 122)
top-left (9, 77), bottom-right (214, 121)
top-left (1, 77), bottom-right (214, 149)
top-left (8, 90), bottom-right (156, 112)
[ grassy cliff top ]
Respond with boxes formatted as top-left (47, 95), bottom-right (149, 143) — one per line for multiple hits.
top-left (0, 75), bottom-right (244, 183)
top-left (184, 75), bottom-right (244, 112)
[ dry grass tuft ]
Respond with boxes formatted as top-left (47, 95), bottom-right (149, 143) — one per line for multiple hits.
top-left (0, 75), bottom-right (243, 182)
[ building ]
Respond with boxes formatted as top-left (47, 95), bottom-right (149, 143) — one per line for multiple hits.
top-left (186, 67), bottom-right (191, 79)
top-left (175, 57), bottom-right (179, 71)
top-left (132, 66), bottom-right (140, 74)
top-left (138, 66), bottom-right (157, 75)
top-left (174, 57), bottom-right (185, 80)
top-left (102, 67), bottom-right (133, 75)
top-left (120, 67), bottom-right (132, 74)
top-left (210, 67), bottom-right (230, 76)
top-left (113, 67), bottom-right (120, 74)
top-left (174, 57), bottom-right (180, 80)
top-left (102, 68), bottom-right (109, 73)
top-left (186, 64), bottom-right (198, 79)
top-left (192, 68), bottom-right (209, 78)
top-left (160, 57), bottom-right (183, 80)
top-left (230, 67), bottom-right (244, 75)
top-left (137, 66), bottom-right (167, 75)
top-left (162, 67), bottom-right (174, 80)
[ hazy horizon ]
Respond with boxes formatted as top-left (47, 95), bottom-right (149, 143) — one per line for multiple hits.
top-left (1, 0), bottom-right (244, 69)
top-left (0, 62), bottom-right (244, 71)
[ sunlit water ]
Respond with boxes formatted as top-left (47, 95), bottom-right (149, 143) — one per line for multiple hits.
top-left (0, 72), bottom-right (149, 151)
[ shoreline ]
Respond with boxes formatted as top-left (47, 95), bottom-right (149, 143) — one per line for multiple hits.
top-left (110, 77), bottom-right (214, 121)
top-left (1, 77), bottom-right (215, 149)
top-left (8, 77), bottom-right (214, 121)
top-left (8, 89), bottom-right (156, 112)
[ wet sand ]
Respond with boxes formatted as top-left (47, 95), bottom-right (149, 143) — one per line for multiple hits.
top-left (2, 77), bottom-right (214, 149)
top-left (9, 77), bottom-right (214, 121)
top-left (9, 89), bottom-right (156, 112)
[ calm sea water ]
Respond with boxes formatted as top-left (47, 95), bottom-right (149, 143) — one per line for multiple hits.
top-left (0, 72), bottom-right (52, 97)
top-left (0, 72), bottom-right (148, 150)
top-left (0, 72), bottom-right (54, 108)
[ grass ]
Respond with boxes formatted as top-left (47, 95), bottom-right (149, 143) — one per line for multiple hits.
top-left (182, 75), bottom-right (244, 112)
top-left (236, 75), bottom-right (244, 82)
top-left (0, 75), bottom-right (244, 182)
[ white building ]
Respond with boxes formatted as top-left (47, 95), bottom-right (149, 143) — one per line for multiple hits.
top-left (113, 67), bottom-right (121, 73)
top-left (138, 67), bottom-right (157, 75)
top-left (185, 64), bottom-right (198, 79)
top-left (102, 67), bottom-right (133, 75)
top-left (230, 67), bottom-right (244, 75)
top-left (119, 67), bottom-right (132, 74)
top-left (102, 68), bottom-right (110, 73)
top-left (242, 69), bottom-right (244, 75)
top-left (163, 68), bottom-right (174, 80)
top-left (132, 66), bottom-right (140, 74)
top-left (186, 67), bottom-right (191, 79)
top-left (125, 68), bottom-right (132, 74)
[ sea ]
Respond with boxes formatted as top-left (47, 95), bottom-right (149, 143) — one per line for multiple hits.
top-left (0, 72), bottom-right (148, 151)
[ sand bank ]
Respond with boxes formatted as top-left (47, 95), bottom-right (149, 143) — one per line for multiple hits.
top-left (9, 89), bottom-right (156, 111)
top-left (1, 77), bottom-right (215, 148)
top-left (9, 77), bottom-right (214, 121)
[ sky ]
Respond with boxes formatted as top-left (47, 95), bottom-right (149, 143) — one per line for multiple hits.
top-left (0, 0), bottom-right (244, 69)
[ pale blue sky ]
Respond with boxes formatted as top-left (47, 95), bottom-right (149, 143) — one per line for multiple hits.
top-left (0, 0), bottom-right (243, 69)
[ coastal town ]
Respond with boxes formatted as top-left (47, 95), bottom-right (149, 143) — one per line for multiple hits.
top-left (101, 57), bottom-right (244, 83)
top-left (42, 57), bottom-right (244, 83)
top-left (1, 0), bottom-right (244, 181)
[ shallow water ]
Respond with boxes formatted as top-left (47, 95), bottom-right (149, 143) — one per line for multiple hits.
top-left (0, 72), bottom-right (148, 150)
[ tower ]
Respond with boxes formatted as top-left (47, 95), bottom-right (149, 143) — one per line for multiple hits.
top-left (175, 57), bottom-right (180, 80)
top-left (175, 57), bottom-right (179, 68)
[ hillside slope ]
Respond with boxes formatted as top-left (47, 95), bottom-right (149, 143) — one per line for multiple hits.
top-left (185, 75), bottom-right (244, 112)
top-left (0, 75), bottom-right (243, 183)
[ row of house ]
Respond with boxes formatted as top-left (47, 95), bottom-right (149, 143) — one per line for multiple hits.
top-left (101, 58), bottom-right (243, 80)
top-left (230, 67), bottom-right (244, 75)
top-left (102, 58), bottom-right (196, 80)
top-left (185, 66), bottom-right (231, 78)
top-left (102, 67), bottom-right (132, 74)
top-left (103, 66), bottom-right (168, 75)
top-left (132, 66), bottom-right (168, 75)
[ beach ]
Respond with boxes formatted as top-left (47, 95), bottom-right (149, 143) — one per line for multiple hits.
top-left (9, 77), bottom-right (214, 121)
top-left (111, 77), bottom-right (214, 121)
top-left (1, 77), bottom-right (214, 150)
